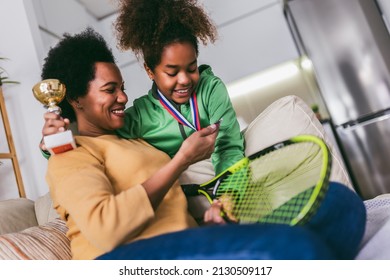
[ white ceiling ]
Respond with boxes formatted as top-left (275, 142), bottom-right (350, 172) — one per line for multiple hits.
top-left (77, 0), bottom-right (118, 20)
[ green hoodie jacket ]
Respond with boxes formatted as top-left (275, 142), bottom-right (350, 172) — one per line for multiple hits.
top-left (117, 65), bottom-right (244, 174)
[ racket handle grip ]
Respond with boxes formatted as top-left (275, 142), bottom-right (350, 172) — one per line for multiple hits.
top-left (181, 184), bottom-right (200, 196)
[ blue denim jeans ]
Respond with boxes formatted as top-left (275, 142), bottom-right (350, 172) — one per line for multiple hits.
top-left (306, 181), bottom-right (366, 259)
top-left (96, 182), bottom-right (366, 260)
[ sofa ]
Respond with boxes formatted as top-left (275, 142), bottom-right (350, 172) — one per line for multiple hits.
top-left (0, 95), bottom-right (359, 259)
top-left (0, 193), bottom-right (70, 259)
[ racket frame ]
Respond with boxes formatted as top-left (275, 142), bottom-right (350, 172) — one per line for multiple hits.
top-left (182, 134), bottom-right (332, 225)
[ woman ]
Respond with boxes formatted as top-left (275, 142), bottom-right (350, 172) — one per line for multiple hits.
top-left (41, 27), bottom-right (341, 260)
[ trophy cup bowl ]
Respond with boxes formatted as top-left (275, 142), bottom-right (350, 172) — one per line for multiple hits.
top-left (32, 79), bottom-right (76, 155)
top-left (32, 79), bottom-right (66, 114)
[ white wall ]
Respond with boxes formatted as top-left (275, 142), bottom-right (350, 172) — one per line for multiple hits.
top-left (199, 0), bottom-right (298, 82)
top-left (0, 0), bottom-right (49, 200)
top-left (0, 0), bottom-right (312, 200)
top-left (102, 0), bottom-right (300, 104)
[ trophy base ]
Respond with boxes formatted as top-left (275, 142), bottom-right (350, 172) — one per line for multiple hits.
top-left (44, 130), bottom-right (76, 155)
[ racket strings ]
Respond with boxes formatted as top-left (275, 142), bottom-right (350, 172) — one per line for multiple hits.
top-left (215, 140), bottom-right (328, 225)
top-left (252, 141), bottom-right (322, 200)
top-left (216, 166), bottom-right (272, 223)
top-left (259, 188), bottom-right (314, 224)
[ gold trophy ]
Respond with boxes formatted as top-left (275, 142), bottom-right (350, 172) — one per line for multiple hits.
top-left (32, 79), bottom-right (76, 155)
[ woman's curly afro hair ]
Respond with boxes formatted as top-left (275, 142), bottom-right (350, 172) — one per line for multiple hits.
top-left (114, 0), bottom-right (218, 70)
top-left (41, 27), bottom-right (115, 122)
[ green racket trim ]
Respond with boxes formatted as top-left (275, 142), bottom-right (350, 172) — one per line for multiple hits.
top-left (198, 189), bottom-right (213, 204)
top-left (287, 135), bottom-right (330, 225)
top-left (200, 157), bottom-right (250, 189)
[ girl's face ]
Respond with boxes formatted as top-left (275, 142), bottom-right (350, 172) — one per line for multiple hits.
top-left (146, 42), bottom-right (200, 104)
top-left (76, 62), bottom-right (128, 136)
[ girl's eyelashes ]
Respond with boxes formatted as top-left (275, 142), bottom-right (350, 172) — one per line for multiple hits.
top-left (166, 69), bottom-right (197, 77)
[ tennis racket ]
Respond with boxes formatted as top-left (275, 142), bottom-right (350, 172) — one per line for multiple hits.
top-left (182, 134), bottom-right (332, 225)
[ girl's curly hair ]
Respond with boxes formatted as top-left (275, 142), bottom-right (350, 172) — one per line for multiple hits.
top-left (41, 27), bottom-right (115, 122)
top-left (114, 0), bottom-right (218, 70)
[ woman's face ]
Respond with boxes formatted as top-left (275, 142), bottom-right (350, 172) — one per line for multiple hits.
top-left (76, 62), bottom-right (128, 136)
top-left (147, 42), bottom-right (200, 104)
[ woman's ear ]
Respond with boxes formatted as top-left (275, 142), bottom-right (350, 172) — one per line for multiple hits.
top-left (69, 98), bottom-right (83, 110)
top-left (144, 63), bottom-right (154, 81)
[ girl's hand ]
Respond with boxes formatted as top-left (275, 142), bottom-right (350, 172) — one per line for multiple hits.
top-left (176, 123), bottom-right (219, 167)
top-left (203, 200), bottom-right (227, 225)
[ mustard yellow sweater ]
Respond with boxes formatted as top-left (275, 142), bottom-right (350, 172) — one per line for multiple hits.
top-left (46, 135), bottom-right (197, 260)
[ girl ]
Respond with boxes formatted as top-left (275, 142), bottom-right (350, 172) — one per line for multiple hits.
top-left (113, 0), bottom-right (244, 175)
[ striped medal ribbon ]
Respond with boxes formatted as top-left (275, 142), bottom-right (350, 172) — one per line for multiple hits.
top-left (157, 89), bottom-right (201, 131)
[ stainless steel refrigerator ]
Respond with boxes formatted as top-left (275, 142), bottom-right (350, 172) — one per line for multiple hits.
top-left (284, 0), bottom-right (390, 199)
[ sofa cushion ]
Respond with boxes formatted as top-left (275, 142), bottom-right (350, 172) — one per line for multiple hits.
top-left (0, 198), bottom-right (38, 234)
top-left (0, 218), bottom-right (71, 260)
top-left (34, 192), bottom-right (59, 225)
top-left (244, 95), bottom-right (352, 189)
